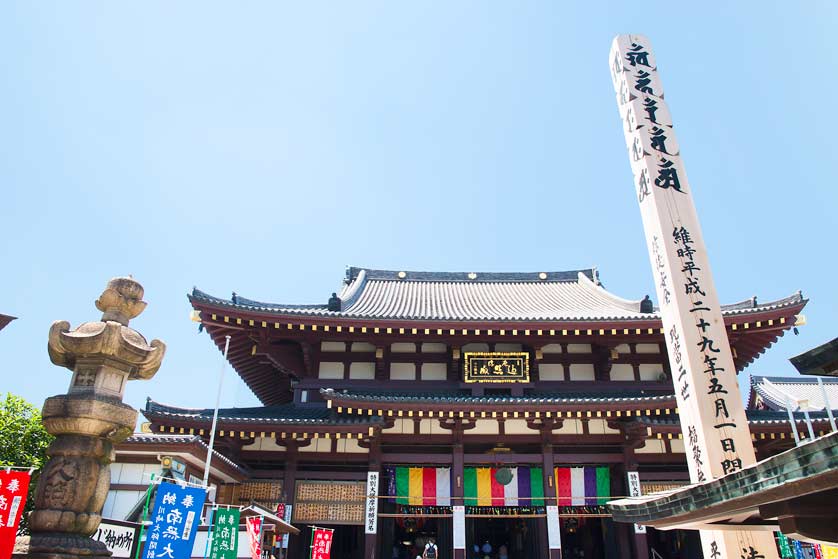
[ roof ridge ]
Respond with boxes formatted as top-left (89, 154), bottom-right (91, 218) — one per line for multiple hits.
top-left (345, 267), bottom-right (597, 283)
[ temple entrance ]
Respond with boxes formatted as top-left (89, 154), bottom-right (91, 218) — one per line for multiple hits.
top-left (388, 517), bottom-right (451, 559)
top-left (561, 517), bottom-right (603, 559)
top-left (466, 517), bottom-right (540, 559)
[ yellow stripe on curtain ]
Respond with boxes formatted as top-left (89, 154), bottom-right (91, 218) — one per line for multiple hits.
top-left (476, 468), bottom-right (492, 507)
top-left (409, 467), bottom-right (423, 506)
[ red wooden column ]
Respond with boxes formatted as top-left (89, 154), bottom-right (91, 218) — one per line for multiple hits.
top-left (452, 422), bottom-right (465, 559)
top-left (541, 424), bottom-right (561, 559)
top-left (365, 437), bottom-right (383, 559)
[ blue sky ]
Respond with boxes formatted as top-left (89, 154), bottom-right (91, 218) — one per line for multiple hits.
top-left (1, 2), bottom-right (836, 415)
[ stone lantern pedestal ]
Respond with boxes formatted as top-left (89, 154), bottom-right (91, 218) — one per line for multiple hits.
top-left (14, 277), bottom-right (166, 559)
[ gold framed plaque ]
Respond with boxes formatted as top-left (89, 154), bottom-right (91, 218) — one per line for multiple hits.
top-left (464, 352), bottom-right (530, 383)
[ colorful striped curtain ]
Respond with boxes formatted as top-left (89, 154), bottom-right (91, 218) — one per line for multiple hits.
top-left (463, 467), bottom-right (544, 507)
top-left (394, 466), bottom-right (609, 507)
top-left (394, 467), bottom-right (451, 506)
top-left (555, 466), bottom-right (610, 506)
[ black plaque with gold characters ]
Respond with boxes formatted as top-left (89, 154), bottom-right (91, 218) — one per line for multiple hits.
top-left (464, 352), bottom-right (530, 383)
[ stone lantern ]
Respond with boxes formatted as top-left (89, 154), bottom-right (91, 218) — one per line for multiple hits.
top-left (15, 277), bottom-right (166, 559)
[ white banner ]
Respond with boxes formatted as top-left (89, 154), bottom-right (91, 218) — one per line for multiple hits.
top-left (452, 506), bottom-right (465, 549)
top-left (365, 471), bottom-right (379, 535)
top-left (546, 506), bottom-right (562, 550)
top-left (625, 472), bottom-right (646, 534)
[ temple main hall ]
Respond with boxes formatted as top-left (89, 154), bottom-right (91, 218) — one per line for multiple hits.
top-left (116, 266), bottom-right (819, 559)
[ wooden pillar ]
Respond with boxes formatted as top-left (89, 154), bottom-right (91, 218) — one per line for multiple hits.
top-left (621, 428), bottom-right (650, 559)
top-left (282, 443), bottom-right (299, 559)
top-left (365, 438), bottom-right (382, 559)
top-left (452, 422), bottom-right (465, 559)
top-left (541, 425), bottom-right (561, 559)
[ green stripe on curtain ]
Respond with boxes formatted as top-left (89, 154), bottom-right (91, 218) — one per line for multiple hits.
top-left (396, 466), bottom-right (410, 505)
top-left (464, 467), bottom-right (477, 506)
top-left (596, 466), bottom-right (610, 505)
top-left (530, 467), bottom-right (544, 506)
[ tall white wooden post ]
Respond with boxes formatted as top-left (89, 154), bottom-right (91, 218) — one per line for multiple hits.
top-left (610, 34), bottom-right (780, 559)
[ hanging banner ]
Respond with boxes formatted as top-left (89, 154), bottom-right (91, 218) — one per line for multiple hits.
top-left (452, 506), bottom-right (465, 550)
top-left (280, 505), bottom-right (292, 549)
top-left (625, 472), bottom-right (646, 534)
top-left (246, 517), bottom-right (262, 559)
top-left (777, 533), bottom-right (793, 559)
top-left (546, 505), bottom-right (562, 551)
top-left (364, 472), bottom-right (379, 535)
top-left (310, 527), bottom-right (334, 559)
top-left (0, 470), bottom-right (31, 559)
top-left (209, 508), bottom-right (240, 559)
top-left (610, 34), bottom-right (780, 559)
top-left (141, 481), bottom-right (206, 559)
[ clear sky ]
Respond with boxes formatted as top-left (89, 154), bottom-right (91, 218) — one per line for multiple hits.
top-left (1, 2), bottom-right (836, 416)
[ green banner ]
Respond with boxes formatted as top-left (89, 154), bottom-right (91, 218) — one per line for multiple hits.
top-left (776, 532), bottom-right (793, 559)
top-left (209, 508), bottom-right (241, 559)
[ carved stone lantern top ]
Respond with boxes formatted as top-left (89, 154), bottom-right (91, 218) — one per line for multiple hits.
top-left (95, 276), bottom-right (147, 325)
top-left (47, 277), bottom-right (166, 398)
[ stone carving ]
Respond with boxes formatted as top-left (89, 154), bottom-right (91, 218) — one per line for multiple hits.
top-left (15, 277), bottom-right (165, 559)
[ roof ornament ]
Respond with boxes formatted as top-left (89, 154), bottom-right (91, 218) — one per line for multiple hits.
top-left (640, 295), bottom-right (654, 313)
top-left (327, 292), bottom-right (341, 312)
top-left (231, 291), bottom-right (238, 304)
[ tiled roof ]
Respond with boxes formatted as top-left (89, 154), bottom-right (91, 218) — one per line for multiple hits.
top-left (144, 399), bottom-right (383, 426)
top-left (321, 388), bottom-right (676, 405)
top-left (640, 409), bottom-right (836, 426)
top-left (190, 267), bottom-right (804, 323)
top-left (790, 337), bottom-right (838, 377)
top-left (122, 433), bottom-right (247, 473)
top-left (750, 376), bottom-right (838, 412)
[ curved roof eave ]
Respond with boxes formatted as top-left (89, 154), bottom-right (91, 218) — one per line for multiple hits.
top-left (189, 286), bottom-right (805, 324)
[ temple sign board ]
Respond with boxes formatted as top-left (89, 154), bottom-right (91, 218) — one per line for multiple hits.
top-left (610, 34), bottom-right (780, 559)
top-left (464, 352), bottom-right (530, 383)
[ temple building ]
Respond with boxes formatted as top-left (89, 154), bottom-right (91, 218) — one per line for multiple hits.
top-left (115, 267), bottom-right (816, 559)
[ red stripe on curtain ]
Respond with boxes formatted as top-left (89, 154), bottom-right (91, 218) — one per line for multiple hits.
top-left (557, 467), bottom-right (572, 507)
top-left (490, 468), bottom-right (505, 506)
top-left (423, 467), bottom-right (437, 506)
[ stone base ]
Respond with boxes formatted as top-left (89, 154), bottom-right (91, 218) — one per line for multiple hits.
top-left (13, 533), bottom-right (112, 559)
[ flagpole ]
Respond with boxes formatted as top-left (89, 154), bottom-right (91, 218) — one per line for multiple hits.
top-left (203, 335), bottom-right (231, 493)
